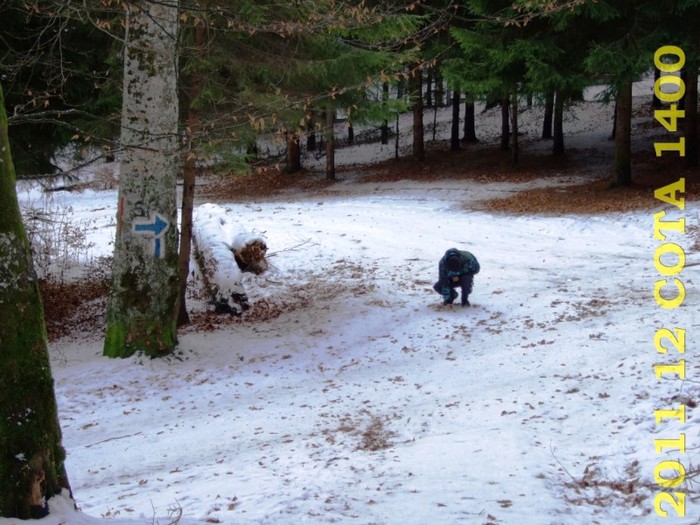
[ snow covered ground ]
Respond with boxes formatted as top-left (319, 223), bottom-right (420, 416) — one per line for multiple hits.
top-left (3, 82), bottom-right (700, 525)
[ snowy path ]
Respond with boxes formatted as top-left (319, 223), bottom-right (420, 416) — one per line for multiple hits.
top-left (24, 179), bottom-right (699, 525)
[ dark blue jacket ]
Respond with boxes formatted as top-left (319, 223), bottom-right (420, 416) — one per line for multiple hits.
top-left (437, 248), bottom-right (480, 303)
top-left (439, 248), bottom-right (480, 281)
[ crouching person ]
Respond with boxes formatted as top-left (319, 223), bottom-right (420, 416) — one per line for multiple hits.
top-left (433, 248), bottom-right (480, 307)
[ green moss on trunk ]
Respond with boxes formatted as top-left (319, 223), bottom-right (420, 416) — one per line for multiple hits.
top-left (103, 316), bottom-right (178, 358)
top-left (0, 83), bottom-right (71, 518)
top-left (103, 1), bottom-right (181, 359)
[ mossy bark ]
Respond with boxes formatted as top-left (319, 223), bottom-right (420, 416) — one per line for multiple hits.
top-left (104, 1), bottom-right (181, 358)
top-left (0, 83), bottom-right (72, 518)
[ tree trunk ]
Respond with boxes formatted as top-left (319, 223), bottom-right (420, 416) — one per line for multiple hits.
top-left (684, 64), bottom-right (698, 168)
top-left (511, 89), bottom-right (519, 166)
top-left (425, 68), bottom-right (433, 108)
top-left (286, 132), bottom-right (302, 173)
top-left (0, 83), bottom-right (72, 519)
top-left (463, 100), bottom-right (478, 143)
top-left (610, 101), bottom-right (617, 140)
top-left (381, 82), bottom-right (389, 145)
top-left (542, 91), bottom-right (554, 139)
top-left (104, 0), bottom-right (181, 358)
top-left (325, 103), bottom-right (335, 180)
top-left (410, 65), bottom-right (425, 161)
top-left (553, 90), bottom-right (565, 155)
top-left (177, 141), bottom-right (196, 327)
top-left (434, 71), bottom-right (444, 107)
top-left (450, 89), bottom-right (460, 151)
top-left (177, 17), bottom-right (206, 327)
top-left (500, 98), bottom-right (510, 151)
top-left (652, 68), bottom-right (663, 109)
top-left (395, 112), bottom-right (400, 160)
top-left (679, 69), bottom-right (687, 111)
top-left (613, 81), bottom-right (633, 187)
top-left (306, 110), bottom-right (316, 151)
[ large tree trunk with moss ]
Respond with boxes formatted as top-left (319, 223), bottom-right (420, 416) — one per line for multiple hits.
top-left (613, 81), bottom-right (633, 187)
top-left (0, 83), bottom-right (72, 519)
top-left (104, 0), bottom-right (181, 358)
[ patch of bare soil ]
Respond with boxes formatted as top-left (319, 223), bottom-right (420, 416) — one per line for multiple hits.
top-left (356, 141), bottom-right (584, 185)
top-left (477, 148), bottom-right (699, 215)
top-left (198, 133), bottom-right (698, 215)
top-left (197, 164), bottom-right (336, 202)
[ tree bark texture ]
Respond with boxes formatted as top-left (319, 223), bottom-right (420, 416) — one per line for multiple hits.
top-left (511, 90), bottom-right (519, 166)
top-left (178, 17), bottom-right (206, 327)
top-left (410, 66), bottom-right (425, 162)
top-left (104, 1), bottom-right (181, 358)
top-left (0, 83), bottom-right (72, 519)
top-left (381, 82), bottom-right (389, 145)
top-left (542, 91), bottom-right (554, 139)
top-left (450, 89), bottom-right (460, 151)
top-left (462, 101), bottom-right (477, 143)
top-left (500, 98), bottom-right (510, 151)
top-left (286, 132), bottom-right (302, 173)
top-left (325, 104), bottom-right (335, 180)
top-left (613, 81), bottom-right (633, 186)
top-left (553, 91), bottom-right (565, 155)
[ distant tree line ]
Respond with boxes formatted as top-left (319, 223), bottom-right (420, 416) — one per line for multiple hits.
top-left (2, 1), bottom-right (698, 185)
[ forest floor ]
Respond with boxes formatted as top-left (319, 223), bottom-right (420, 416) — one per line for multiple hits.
top-left (9, 88), bottom-right (700, 525)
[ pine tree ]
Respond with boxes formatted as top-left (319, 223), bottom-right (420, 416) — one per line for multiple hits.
top-left (449, 1), bottom-right (528, 165)
top-left (583, 1), bottom-right (664, 186)
top-left (0, 82), bottom-right (72, 519)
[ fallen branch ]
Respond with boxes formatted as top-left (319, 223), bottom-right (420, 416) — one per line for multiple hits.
top-left (85, 431), bottom-right (142, 448)
top-left (267, 238), bottom-right (318, 257)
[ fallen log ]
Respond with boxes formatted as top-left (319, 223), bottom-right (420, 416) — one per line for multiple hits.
top-left (192, 203), bottom-right (269, 315)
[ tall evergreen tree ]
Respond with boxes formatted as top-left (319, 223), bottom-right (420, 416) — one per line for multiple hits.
top-left (584, 1), bottom-right (663, 186)
top-left (0, 83), bottom-right (72, 519)
top-left (450, 1), bottom-right (528, 165)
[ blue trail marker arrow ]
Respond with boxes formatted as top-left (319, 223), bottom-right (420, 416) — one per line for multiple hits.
top-left (132, 212), bottom-right (170, 258)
